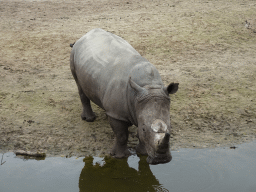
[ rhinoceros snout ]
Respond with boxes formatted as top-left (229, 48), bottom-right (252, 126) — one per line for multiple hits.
top-left (147, 152), bottom-right (172, 165)
top-left (146, 131), bottom-right (171, 164)
top-left (144, 120), bottom-right (172, 164)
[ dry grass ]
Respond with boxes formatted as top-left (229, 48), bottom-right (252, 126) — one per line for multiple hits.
top-left (0, 0), bottom-right (256, 155)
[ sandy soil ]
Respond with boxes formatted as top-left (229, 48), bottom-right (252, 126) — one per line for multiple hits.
top-left (0, 0), bottom-right (256, 157)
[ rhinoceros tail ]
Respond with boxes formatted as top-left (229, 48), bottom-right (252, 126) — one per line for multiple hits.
top-left (70, 42), bottom-right (76, 48)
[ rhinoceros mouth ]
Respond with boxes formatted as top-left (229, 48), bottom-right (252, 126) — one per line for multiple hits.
top-left (146, 153), bottom-right (172, 165)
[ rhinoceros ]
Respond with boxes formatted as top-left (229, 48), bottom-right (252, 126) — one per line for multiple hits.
top-left (70, 28), bottom-right (178, 164)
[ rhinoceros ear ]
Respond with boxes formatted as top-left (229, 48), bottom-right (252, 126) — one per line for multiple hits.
top-left (165, 83), bottom-right (179, 94)
top-left (129, 77), bottom-right (145, 93)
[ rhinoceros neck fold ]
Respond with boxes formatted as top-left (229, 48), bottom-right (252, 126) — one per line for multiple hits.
top-left (136, 92), bottom-right (170, 103)
top-left (127, 83), bottom-right (139, 127)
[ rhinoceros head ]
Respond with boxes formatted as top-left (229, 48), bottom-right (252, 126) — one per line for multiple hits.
top-left (129, 78), bottom-right (178, 164)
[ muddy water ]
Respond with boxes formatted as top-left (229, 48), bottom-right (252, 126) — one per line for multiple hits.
top-left (1, 141), bottom-right (256, 192)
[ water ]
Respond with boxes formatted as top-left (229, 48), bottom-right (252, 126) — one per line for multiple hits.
top-left (1, 141), bottom-right (256, 192)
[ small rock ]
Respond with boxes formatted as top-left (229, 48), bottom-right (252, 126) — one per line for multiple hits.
top-left (15, 150), bottom-right (46, 157)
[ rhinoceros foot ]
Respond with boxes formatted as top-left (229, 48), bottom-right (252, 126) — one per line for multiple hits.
top-left (110, 146), bottom-right (130, 158)
top-left (147, 153), bottom-right (172, 165)
top-left (136, 143), bottom-right (148, 155)
top-left (81, 113), bottom-right (96, 122)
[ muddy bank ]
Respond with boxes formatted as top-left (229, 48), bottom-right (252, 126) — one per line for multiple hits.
top-left (0, 0), bottom-right (256, 157)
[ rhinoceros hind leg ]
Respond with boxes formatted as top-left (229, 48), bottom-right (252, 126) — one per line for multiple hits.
top-left (79, 91), bottom-right (96, 122)
top-left (71, 68), bottom-right (96, 122)
top-left (108, 117), bottom-right (130, 158)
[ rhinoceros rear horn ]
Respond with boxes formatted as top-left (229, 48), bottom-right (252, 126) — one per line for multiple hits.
top-left (129, 77), bottom-right (145, 93)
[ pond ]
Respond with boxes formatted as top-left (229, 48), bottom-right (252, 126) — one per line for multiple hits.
top-left (1, 140), bottom-right (256, 192)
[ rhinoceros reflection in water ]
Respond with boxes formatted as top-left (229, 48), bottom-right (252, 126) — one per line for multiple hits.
top-left (79, 156), bottom-right (168, 192)
top-left (70, 28), bottom-right (178, 164)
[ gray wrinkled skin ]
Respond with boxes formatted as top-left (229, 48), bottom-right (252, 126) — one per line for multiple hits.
top-left (70, 28), bottom-right (179, 164)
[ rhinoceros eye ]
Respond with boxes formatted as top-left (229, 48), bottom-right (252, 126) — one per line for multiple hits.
top-left (141, 124), bottom-right (146, 133)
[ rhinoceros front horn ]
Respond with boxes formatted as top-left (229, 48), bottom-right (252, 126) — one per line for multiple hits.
top-left (158, 133), bottom-right (170, 150)
top-left (129, 77), bottom-right (145, 93)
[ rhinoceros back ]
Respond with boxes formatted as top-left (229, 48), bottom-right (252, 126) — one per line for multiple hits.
top-left (71, 28), bottom-right (147, 122)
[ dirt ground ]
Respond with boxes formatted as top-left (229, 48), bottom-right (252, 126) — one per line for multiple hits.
top-left (0, 0), bottom-right (256, 158)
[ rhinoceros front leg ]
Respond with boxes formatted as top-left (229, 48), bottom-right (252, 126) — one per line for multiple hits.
top-left (108, 117), bottom-right (130, 158)
top-left (136, 140), bottom-right (148, 155)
